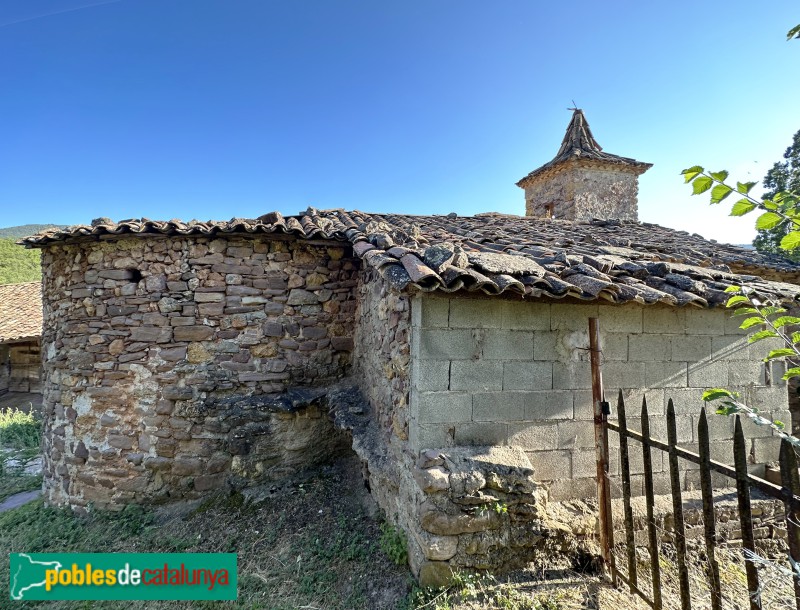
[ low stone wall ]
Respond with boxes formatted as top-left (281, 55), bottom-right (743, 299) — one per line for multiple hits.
top-left (39, 234), bottom-right (359, 509)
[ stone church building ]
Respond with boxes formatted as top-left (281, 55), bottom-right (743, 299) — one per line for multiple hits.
top-left (21, 110), bottom-right (800, 582)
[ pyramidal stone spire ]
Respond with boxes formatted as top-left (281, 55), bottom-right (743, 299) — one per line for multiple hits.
top-left (517, 109), bottom-right (652, 222)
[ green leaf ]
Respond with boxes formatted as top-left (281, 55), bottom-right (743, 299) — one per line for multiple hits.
top-left (730, 199), bottom-right (757, 216)
top-left (748, 329), bottom-right (779, 343)
top-left (692, 176), bottom-right (714, 195)
top-left (731, 307), bottom-right (759, 317)
top-left (709, 170), bottom-right (729, 182)
top-left (725, 295), bottom-right (750, 307)
top-left (764, 348), bottom-right (797, 361)
top-left (760, 306), bottom-right (787, 317)
top-left (763, 200), bottom-right (778, 210)
top-left (702, 388), bottom-right (733, 401)
top-left (782, 366), bottom-right (800, 380)
top-left (711, 184), bottom-right (733, 204)
top-left (774, 420), bottom-right (786, 430)
top-left (780, 231), bottom-right (800, 251)
top-left (736, 181), bottom-right (757, 194)
top-left (756, 212), bottom-right (783, 230)
top-left (740, 316), bottom-right (766, 330)
top-left (681, 166), bottom-right (704, 183)
top-left (772, 316), bottom-right (800, 329)
top-left (788, 23), bottom-right (800, 40)
top-left (792, 331), bottom-right (800, 344)
top-left (715, 402), bottom-right (739, 416)
top-left (724, 285), bottom-right (741, 293)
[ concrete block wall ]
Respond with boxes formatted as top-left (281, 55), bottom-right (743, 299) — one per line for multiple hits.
top-left (409, 295), bottom-right (790, 501)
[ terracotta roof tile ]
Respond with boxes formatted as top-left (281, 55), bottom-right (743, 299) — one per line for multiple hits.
top-left (0, 282), bottom-right (42, 343)
top-left (19, 210), bottom-right (800, 307)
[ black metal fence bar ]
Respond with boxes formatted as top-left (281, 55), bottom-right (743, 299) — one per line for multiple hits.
top-left (616, 390), bottom-right (638, 593)
top-left (666, 399), bottom-right (692, 610)
top-left (605, 394), bottom-right (800, 610)
top-left (606, 422), bottom-right (800, 510)
top-left (641, 397), bottom-right (663, 610)
top-left (779, 440), bottom-right (800, 610)
top-left (733, 415), bottom-right (762, 609)
top-left (697, 408), bottom-right (723, 610)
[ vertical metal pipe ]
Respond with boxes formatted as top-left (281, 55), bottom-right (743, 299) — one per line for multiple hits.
top-left (589, 317), bottom-right (615, 584)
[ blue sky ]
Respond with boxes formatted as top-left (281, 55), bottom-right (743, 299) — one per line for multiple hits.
top-left (1, 1), bottom-right (797, 244)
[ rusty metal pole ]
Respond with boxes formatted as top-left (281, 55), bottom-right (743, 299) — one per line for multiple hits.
top-left (590, 317), bottom-right (615, 584)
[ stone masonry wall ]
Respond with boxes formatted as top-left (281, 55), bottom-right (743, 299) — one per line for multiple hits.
top-left (409, 295), bottom-right (789, 502)
top-left (524, 164), bottom-right (640, 221)
top-left (40, 235), bottom-right (359, 509)
top-left (352, 269), bottom-right (411, 445)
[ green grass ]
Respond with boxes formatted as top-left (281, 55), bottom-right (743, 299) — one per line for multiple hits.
top-left (0, 408), bottom-right (41, 450)
top-left (0, 456), bottom-right (412, 609)
top-left (0, 408), bottom-right (42, 500)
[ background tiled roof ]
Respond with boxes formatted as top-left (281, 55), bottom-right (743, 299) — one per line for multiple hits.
top-left (0, 282), bottom-right (42, 343)
top-left (20, 210), bottom-right (800, 307)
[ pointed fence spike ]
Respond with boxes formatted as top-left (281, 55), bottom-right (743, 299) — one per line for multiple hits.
top-left (617, 391), bottom-right (637, 592)
top-left (667, 396), bottom-right (691, 610)
top-left (779, 439), bottom-right (800, 610)
top-left (698, 407), bottom-right (722, 610)
top-left (640, 393), bottom-right (661, 609)
top-left (733, 415), bottom-right (761, 610)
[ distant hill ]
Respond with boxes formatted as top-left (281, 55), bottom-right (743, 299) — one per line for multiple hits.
top-left (0, 224), bottom-right (64, 239)
top-left (0, 225), bottom-right (63, 285)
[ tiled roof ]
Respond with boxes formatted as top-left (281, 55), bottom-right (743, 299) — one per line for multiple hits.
top-left (19, 211), bottom-right (800, 307)
top-left (0, 282), bottom-right (42, 343)
top-left (516, 109), bottom-right (652, 187)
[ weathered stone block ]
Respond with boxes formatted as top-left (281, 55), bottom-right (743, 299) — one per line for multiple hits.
top-left (418, 329), bottom-right (477, 361)
top-left (550, 303), bottom-right (598, 331)
top-left (526, 450), bottom-right (571, 480)
top-left (685, 309), bottom-right (725, 336)
top-left (644, 361), bottom-right (687, 389)
top-left (533, 332), bottom-right (558, 361)
top-left (472, 392), bottom-right (525, 422)
top-left (629, 334), bottom-right (672, 362)
top-left (499, 301), bottom-right (550, 331)
top-left (449, 299), bottom-right (503, 329)
top-left (413, 296), bottom-right (449, 329)
top-left (602, 362), bottom-right (645, 390)
top-left (552, 362), bottom-right (591, 390)
top-left (415, 360), bottom-right (450, 392)
top-left (643, 307), bottom-right (685, 334)
top-left (481, 330), bottom-right (534, 361)
top-left (523, 390), bottom-right (574, 420)
top-left (598, 304), bottom-right (643, 333)
top-left (555, 420), bottom-right (595, 450)
top-left (454, 422), bottom-right (508, 446)
top-left (687, 360), bottom-right (729, 388)
top-left (287, 289), bottom-right (318, 305)
top-left (508, 422), bottom-right (559, 450)
top-left (130, 327), bottom-right (173, 343)
top-left (417, 392), bottom-right (472, 424)
top-left (502, 361), bottom-right (552, 391)
top-left (672, 335), bottom-right (713, 363)
top-left (450, 361), bottom-right (503, 392)
top-left (173, 326), bottom-right (214, 341)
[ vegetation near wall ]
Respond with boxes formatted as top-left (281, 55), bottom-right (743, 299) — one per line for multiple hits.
top-left (0, 238), bottom-right (40, 285)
